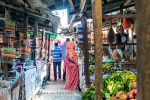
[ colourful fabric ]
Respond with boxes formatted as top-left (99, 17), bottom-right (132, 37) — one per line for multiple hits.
top-left (65, 50), bottom-right (79, 90)
top-left (64, 57), bottom-right (69, 71)
top-left (64, 41), bottom-right (76, 71)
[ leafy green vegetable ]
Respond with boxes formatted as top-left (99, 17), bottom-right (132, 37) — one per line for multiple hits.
top-left (100, 70), bottom-right (136, 99)
top-left (82, 70), bottom-right (136, 100)
top-left (81, 86), bottom-right (95, 100)
top-left (106, 81), bottom-right (114, 94)
top-left (105, 93), bottom-right (110, 100)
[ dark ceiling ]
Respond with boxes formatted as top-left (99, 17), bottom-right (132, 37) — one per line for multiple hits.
top-left (0, 0), bottom-right (136, 33)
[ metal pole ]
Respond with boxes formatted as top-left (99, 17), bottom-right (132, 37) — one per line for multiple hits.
top-left (93, 0), bottom-right (103, 99)
top-left (23, 13), bottom-right (28, 33)
top-left (47, 34), bottom-right (50, 81)
top-left (136, 0), bottom-right (150, 99)
top-left (40, 28), bottom-right (45, 58)
top-left (120, 5), bottom-right (124, 37)
top-left (33, 20), bottom-right (38, 62)
top-left (34, 20), bottom-right (38, 37)
top-left (81, 13), bottom-right (90, 86)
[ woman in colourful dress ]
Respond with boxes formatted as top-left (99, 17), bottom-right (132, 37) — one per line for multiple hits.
top-left (64, 42), bottom-right (79, 90)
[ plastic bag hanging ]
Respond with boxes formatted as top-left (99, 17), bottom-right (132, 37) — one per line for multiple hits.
top-left (123, 8), bottom-right (132, 29)
top-left (123, 18), bottom-right (132, 29)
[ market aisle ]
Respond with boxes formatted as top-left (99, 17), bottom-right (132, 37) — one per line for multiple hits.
top-left (50, 61), bottom-right (64, 80)
top-left (35, 81), bottom-right (82, 100)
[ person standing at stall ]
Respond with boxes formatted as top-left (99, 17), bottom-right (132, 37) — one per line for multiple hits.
top-left (65, 41), bottom-right (79, 90)
top-left (51, 42), bottom-right (62, 81)
top-left (61, 38), bottom-right (70, 81)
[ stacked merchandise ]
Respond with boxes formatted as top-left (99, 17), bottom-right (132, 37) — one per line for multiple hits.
top-left (0, 29), bottom-right (4, 43)
top-left (76, 24), bottom-right (92, 49)
top-left (28, 30), bottom-right (35, 60)
top-left (0, 21), bottom-right (36, 100)
top-left (36, 32), bottom-right (42, 59)
top-left (5, 21), bottom-right (15, 38)
top-left (1, 47), bottom-right (16, 58)
top-left (20, 33), bottom-right (31, 60)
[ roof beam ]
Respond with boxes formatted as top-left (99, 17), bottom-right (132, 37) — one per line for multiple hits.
top-left (123, 0), bottom-right (132, 6)
top-left (80, 0), bottom-right (87, 15)
top-left (68, 14), bottom-right (76, 30)
top-left (72, 3), bottom-right (135, 18)
top-left (102, 0), bottom-right (126, 7)
top-left (0, 1), bottom-right (43, 15)
top-left (0, 0), bottom-right (60, 33)
top-left (70, 0), bottom-right (127, 15)
top-left (103, 14), bottom-right (135, 19)
top-left (103, 4), bottom-right (135, 14)
top-left (73, 14), bottom-right (135, 23)
top-left (10, 12), bottom-right (52, 29)
top-left (24, 0), bottom-right (32, 8)
top-left (0, 1), bottom-right (52, 21)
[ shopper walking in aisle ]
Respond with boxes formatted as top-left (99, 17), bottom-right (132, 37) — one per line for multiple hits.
top-left (51, 42), bottom-right (62, 81)
top-left (65, 41), bottom-right (79, 90)
top-left (61, 38), bottom-right (70, 81)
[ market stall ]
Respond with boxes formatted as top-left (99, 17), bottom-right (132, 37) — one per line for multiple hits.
top-left (0, 2), bottom-right (56, 99)
top-left (69, 0), bottom-right (138, 100)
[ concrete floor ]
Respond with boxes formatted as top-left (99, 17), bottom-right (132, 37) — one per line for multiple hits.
top-left (35, 80), bottom-right (82, 100)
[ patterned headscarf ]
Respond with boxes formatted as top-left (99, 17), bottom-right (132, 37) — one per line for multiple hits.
top-left (66, 42), bottom-right (77, 56)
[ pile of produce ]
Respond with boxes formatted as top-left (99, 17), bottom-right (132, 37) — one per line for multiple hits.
top-left (127, 88), bottom-right (137, 100)
top-left (110, 84), bottom-right (137, 100)
top-left (89, 65), bottom-right (95, 75)
top-left (100, 70), bottom-right (136, 100)
top-left (103, 59), bottom-right (115, 73)
top-left (89, 59), bottom-right (115, 75)
top-left (81, 85), bottom-right (95, 100)
top-left (81, 70), bottom-right (137, 100)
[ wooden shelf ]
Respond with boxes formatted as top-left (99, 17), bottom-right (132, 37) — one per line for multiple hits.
top-left (92, 43), bottom-right (137, 49)
top-left (103, 43), bottom-right (136, 46)
top-left (91, 43), bottom-right (137, 49)
top-left (0, 43), bottom-right (8, 46)
top-left (92, 43), bottom-right (136, 46)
